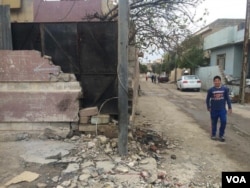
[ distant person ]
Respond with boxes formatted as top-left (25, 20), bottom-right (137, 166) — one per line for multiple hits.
top-left (153, 74), bottom-right (157, 83)
top-left (206, 75), bottom-right (232, 142)
top-left (146, 72), bottom-right (151, 81)
top-left (151, 74), bottom-right (154, 83)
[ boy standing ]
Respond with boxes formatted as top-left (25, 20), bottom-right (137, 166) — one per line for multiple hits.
top-left (206, 75), bottom-right (232, 142)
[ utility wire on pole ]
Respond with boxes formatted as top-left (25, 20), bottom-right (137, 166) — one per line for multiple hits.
top-left (239, 0), bottom-right (250, 104)
top-left (118, 0), bottom-right (129, 156)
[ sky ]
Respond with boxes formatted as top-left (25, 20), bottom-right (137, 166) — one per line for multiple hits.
top-left (142, 0), bottom-right (247, 63)
top-left (195, 0), bottom-right (247, 26)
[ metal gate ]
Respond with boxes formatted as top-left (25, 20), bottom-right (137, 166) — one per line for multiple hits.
top-left (11, 22), bottom-right (118, 114)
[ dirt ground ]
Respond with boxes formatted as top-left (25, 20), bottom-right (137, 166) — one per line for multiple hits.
top-left (0, 76), bottom-right (249, 187)
top-left (133, 77), bottom-right (250, 186)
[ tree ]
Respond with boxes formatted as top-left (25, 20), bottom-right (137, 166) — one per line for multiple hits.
top-left (175, 35), bottom-right (209, 71)
top-left (84, 0), bottom-right (206, 54)
top-left (163, 52), bottom-right (176, 74)
top-left (151, 63), bottom-right (161, 74)
top-left (139, 63), bottom-right (148, 73)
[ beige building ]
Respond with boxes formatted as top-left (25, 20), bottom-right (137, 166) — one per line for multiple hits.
top-left (0, 0), bottom-right (116, 23)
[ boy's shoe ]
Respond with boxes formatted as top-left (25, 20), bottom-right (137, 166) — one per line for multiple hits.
top-left (219, 136), bottom-right (225, 142)
top-left (211, 136), bottom-right (217, 140)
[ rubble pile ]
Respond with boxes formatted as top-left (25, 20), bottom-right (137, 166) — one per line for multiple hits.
top-left (47, 134), bottom-right (176, 188)
top-left (1, 126), bottom-right (224, 188)
top-left (4, 130), bottom-right (185, 188)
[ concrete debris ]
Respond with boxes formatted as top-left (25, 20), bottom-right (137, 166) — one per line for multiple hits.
top-left (1, 132), bottom-right (173, 187)
top-left (79, 107), bottom-right (98, 117)
top-left (52, 176), bottom-right (60, 183)
top-left (36, 183), bottom-right (47, 188)
top-left (5, 171), bottom-right (39, 186)
top-left (79, 107), bottom-right (99, 124)
top-left (0, 132), bottom-right (32, 142)
top-left (16, 133), bottom-right (31, 141)
top-left (62, 163), bottom-right (80, 174)
top-left (133, 128), bottom-right (167, 148)
top-left (91, 114), bottom-right (110, 125)
top-left (20, 140), bottom-right (74, 164)
top-left (1, 129), bottom-right (220, 188)
top-left (171, 154), bottom-right (177, 160)
top-left (39, 128), bottom-right (64, 140)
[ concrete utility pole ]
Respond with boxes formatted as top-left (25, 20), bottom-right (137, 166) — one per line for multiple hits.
top-left (118, 0), bottom-right (129, 155)
top-left (239, 0), bottom-right (250, 104)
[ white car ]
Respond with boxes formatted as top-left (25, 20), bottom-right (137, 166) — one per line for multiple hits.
top-left (177, 75), bottom-right (201, 91)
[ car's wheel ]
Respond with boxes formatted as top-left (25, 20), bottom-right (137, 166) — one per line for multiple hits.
top-left (197, 89), bottom-right (200, 92)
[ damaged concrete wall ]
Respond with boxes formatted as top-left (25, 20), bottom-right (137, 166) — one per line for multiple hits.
top-left (0, 50), bottom-right (82, 129)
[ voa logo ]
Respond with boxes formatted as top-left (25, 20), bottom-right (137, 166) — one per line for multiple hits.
top-left (226, 176), bottom-right (247, 184)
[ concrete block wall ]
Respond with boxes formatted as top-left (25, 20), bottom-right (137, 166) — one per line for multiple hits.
top-left (0, 50), bottom-right (82, 130)
top-left (169, 68), bottom-right (184, 82)
top-left (195, 66), bottom-right (222, 91)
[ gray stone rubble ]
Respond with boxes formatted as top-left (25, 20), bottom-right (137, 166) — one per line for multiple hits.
top-left (3, 129), bottom-right (221, 188)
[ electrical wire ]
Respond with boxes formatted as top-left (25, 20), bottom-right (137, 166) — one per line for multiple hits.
top-left (95, 97), bottom-right (118, 136)
top-left (58, 0), bottom-right (76, 21)
top-left (34, 0), bottom-right (43, 21)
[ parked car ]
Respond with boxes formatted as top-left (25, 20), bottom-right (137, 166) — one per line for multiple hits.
top-left (176, 75), bottom-right (201, 91)
top-left (158, 75), bottom-right (169, 83)
top-left (225, 74), bottom-right (250, 87)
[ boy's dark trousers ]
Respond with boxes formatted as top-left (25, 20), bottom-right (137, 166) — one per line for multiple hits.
top-left (210, 109), bottom-right (227, 137)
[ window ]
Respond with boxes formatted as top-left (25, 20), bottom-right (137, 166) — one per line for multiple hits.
top-left (217, 54), bottom-right (226, 70)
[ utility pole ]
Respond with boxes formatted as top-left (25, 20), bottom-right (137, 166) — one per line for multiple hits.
top-left (174, 53), bottom-right (178, 82)
top-left (118, 0), bottom-right (129, 155)
top-left (239, 0), bottom-right (250, 104)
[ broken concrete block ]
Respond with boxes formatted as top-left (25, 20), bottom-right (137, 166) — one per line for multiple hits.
top-left (79, 107), bottom-right (98, 117)
top-left (80, 116), bottom-right (90, 124)
top-left (5, 171), bottom-right (40, 186)
top-left (0, 50), bottom-right (82, 124)
top-left (91, 114), bottom-right (110, 124)
top-left (0, 50), bottom-right (61, 82)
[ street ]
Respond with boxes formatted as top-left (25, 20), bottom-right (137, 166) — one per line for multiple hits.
top-left (0, 76), bottom-right (250, 187)
top-left (134, 76), bottom-right (250, 186)
top-left (160, 78), bottom-right (250, 166)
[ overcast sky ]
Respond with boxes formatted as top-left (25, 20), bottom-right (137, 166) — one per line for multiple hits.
top-left (196, 0), bottom-right (247, 25)
top-left (142, 0), bottom-right (248, 63)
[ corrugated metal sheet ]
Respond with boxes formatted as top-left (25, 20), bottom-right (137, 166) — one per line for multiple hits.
top-left (0, 5), bottom-right (13, 49)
